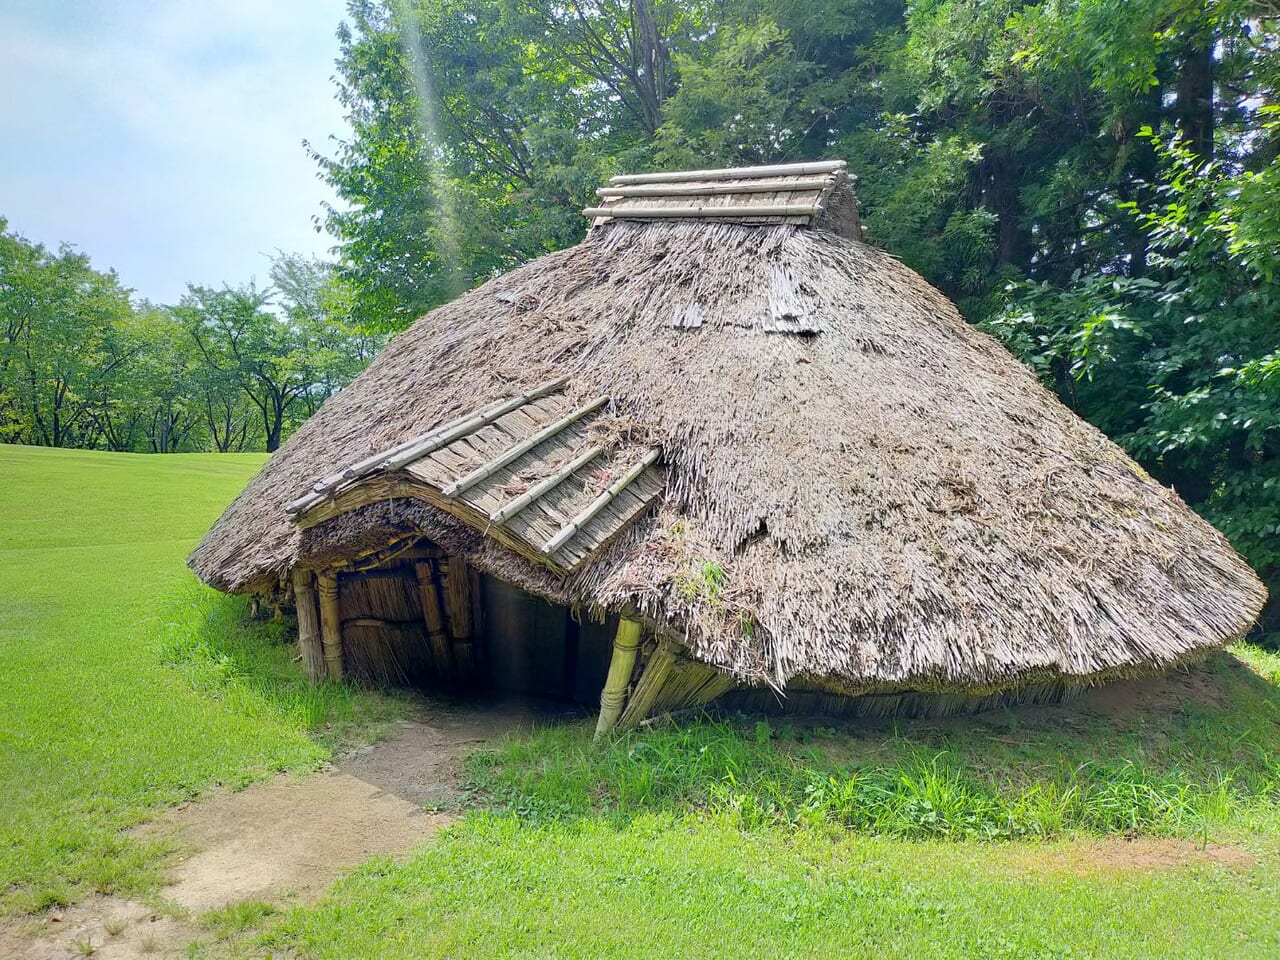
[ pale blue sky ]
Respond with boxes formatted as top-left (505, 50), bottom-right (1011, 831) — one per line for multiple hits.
top-left (2, 0), bottom-right (350, 303)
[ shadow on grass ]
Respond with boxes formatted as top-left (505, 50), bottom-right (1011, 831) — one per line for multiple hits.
top-left (464, 647), bottom-right (1280, 842)
top-left (158, 582), bottom-right (414, 751)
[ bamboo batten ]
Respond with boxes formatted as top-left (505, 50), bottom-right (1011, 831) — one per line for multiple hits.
top-left (286, 376), bottom-right (569, 514)
top-left (383, 379), bottom-right (569, 471)
top-left (489, 444), bottom-right (604, 524)
top-left (292, 569), bottom-right (325, 683)
top-left (584, 204), bottom-right (821, 220)
top-left (608, 160), bottom-right (846, 185)
top-left (544, 448), bottom-right (661, 555)
top-left (441, 396), bottom-right (608, 497)
top-left (595, 617), bottom-right (643, 739)
top-left (415, 560), bottom-right (453, 677)
top-left (597, 177), bottom-right (833, 198)
top-left (316, 571), bottom-right (345, 681)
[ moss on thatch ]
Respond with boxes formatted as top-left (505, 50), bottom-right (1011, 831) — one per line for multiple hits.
top-left (189, 216), bottom-right (1266, 696)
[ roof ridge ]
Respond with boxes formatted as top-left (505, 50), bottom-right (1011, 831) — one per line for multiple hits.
top-left (585, 159), bottom-right (857, 234)
top-left (607, 159), bottom-right (846, 185)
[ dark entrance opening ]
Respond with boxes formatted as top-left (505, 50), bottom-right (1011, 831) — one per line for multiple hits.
top-left (334, 547), bottom-right (614, 706)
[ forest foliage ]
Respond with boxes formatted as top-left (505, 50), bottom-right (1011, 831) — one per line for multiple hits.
top-left (313, 0), bottom-right (1279, 630)
top-left (2, 0), bottom-right (1276, 626)
top-left (0, 237), bottom-right (382, 453)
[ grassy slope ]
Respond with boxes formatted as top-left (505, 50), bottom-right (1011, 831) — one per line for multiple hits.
top-left (261, 651), bottom-right (1280, 956)
top-left (266, 667), bottom-right (1280, 960)
top-left (0, 445), bottom-right (404, 913)
top-left (5, 444), bottom-right (1280, 958)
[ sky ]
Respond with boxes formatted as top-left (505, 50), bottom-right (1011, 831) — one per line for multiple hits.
top-left (1, 0), bottom-right (350, 304)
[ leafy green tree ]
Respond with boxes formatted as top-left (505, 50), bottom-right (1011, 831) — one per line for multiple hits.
top-left (0, 223), bottom-right (136, 448)
top-left (989, 126), bottom-right (1280, 632)
top-left (270, 252), bottom-right (386, 422)
top-left (176, 284), bottom-right (307, 453)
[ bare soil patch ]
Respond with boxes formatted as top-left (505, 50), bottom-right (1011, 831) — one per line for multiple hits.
top-left (1077, 660), bottom-right (1229, 719)
top-left (1009, 837), bottom-right (1256, 878)
top-left (149, 768), bottom-right (450, 912)
top-left (0, 896), bottom-right (190, 960)
top-left (2, 696), bottom-right (569, 958)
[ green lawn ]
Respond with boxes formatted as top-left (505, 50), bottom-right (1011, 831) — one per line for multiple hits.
top-left (4, 443), bottom-right (1280, 958)
top-left (261, 670), bottom-right (1280, 960)
top-left (0, 444), bottom-right (404, 913)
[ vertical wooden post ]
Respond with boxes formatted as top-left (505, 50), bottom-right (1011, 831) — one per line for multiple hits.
top-left (594, 617), bottom-right (643, 740)
top-left (292, 568), bottom-right (325, 683)
top-left (317, 570), bottom-right (345, 681)
top-left (442, 557), bottom-right (476, 680)
top-left (415, 560), bottom-right (453, 678)
top-left (618, 637), bottom-right (676, 730)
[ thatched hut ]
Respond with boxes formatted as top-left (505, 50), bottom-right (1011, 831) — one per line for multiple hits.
top-left (190, 160), bottom-right (1265, 733)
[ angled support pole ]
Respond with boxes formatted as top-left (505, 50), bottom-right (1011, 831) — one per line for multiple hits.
top-left (618, 637), bottom-right (677, 730)
top-left (594, 617), bottom-right (643, 740)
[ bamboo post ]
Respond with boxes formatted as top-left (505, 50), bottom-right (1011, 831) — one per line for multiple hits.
top-left (442, 557), bottom-right (476, 679)
top-left (316, 571), bottom-right (345, 681)
top-left (618, 637), bottom-right (677, 730)
top-left (594, 617), bottom-right (643, 740)
top-left (415, 560), bottom-right (453, 678)
top-left (292, 568), bottom-right (325, 683)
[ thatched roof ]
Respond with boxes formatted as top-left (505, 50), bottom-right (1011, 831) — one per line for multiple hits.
top-left (190, 160), bottom-right (1266, 695)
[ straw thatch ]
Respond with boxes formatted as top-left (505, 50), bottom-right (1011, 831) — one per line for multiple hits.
top-left (190, 165), bottom-right (1266, 698)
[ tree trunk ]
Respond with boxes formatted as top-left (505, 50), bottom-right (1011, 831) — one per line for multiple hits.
top-left (1175, 25), bottom-right (1214, 161)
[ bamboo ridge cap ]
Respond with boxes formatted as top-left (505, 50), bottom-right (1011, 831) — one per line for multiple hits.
top-left (608, 160), bottom-right (846, 185)
top-left (585, 204), bottom-right (821, 219)
top-left (596, 177), bottom-right (834, 198)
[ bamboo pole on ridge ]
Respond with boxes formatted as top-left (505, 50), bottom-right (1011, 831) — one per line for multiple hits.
top-left (595, 618), bottom-right (643, 740)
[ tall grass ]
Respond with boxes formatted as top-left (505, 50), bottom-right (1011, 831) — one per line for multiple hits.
top-left (465, 711), bottom-right (1279, 841)
top-left (157, 583), bottom-right (411, 749)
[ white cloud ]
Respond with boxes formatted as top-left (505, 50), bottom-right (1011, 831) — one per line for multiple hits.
top-left (1, 0), bottom-right (350, 302)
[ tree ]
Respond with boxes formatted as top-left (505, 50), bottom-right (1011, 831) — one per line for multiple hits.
top-left (270, 252), bottom-right (386, 422)
top-left (0, 223), bottom-right (136, 448)
top-left (176, 284), bottom-right (307, 453)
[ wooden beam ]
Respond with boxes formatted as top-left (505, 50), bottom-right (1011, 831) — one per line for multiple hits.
top-left (617, 638), bottom-right (677, 730)
top-left (595, 618), bottom-right (643, 740)
top-left (415, 560), bottom-right (453, 678)
top-left (292, 568), bottom-right (325, 683)
top-left (608, 160), bottom-right (845, 186)
top-left (316, 571), bottom-right (345, 681)
top-left (585, 204), bottom-right (820, 220)
top-left (442, 557), bottom-right (476, 679)
top-left (543, 448), bottom-right (661, 556)
top-left (597, 178), bottom-right (833, 198)
top-left (441, 396), bottom-right (608, 498)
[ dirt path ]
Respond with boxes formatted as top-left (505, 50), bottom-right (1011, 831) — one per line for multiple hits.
top-left (2, 698), bottom-right (571, 959)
